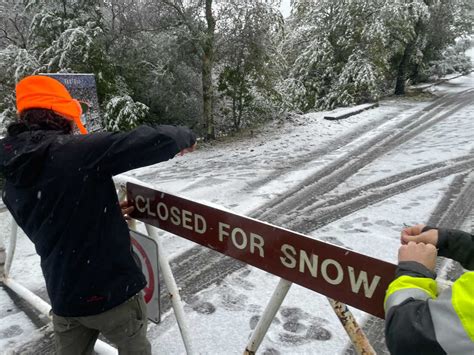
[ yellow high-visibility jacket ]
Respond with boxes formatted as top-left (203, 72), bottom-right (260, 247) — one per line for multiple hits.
top-left (384, 228), bottom-right (474, 355)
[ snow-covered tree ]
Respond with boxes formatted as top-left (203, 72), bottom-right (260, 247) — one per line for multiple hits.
top-left (0, 1), bottom-right (30, 49)
top-left (426, 38), bottom-right (473, 79)
top-left (281, 0), bottom-right (473, 111)
top-left (0, 45), bottom-right (40, 132)
top-left (216, 0), bottom-right (284, 130)
top-left (282, 0), bottom-right (387, 110)
top-left (104, 95), bottom-right (149, 131)
top-left (149, 0), bottom-right (217, 139)
top-left (1, 0), bottom-right (472, 134)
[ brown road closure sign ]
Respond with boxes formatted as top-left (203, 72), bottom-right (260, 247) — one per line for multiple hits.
top-left (127, 183), bottom-right (397, 319)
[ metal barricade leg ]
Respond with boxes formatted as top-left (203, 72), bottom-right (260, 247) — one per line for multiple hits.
top-left (0, 227), bottom-right (5, 280)
top-left (4, 215), bottom-right (18, 278)
top-left (328, 299), bottom-right (375, 355)
top-left (145, 224), bottom-right (195, 355)
top-left (244, 279), bottom-right (375, 355)
top-left (244, 279), bottom-right (292, 355)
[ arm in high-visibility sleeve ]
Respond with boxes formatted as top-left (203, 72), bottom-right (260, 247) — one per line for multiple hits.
top-left (384, 261), bottom-right (443, 355)
top-left (385, 263), bottom-right (474, 355)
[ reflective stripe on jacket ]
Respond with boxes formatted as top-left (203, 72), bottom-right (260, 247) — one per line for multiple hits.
top-left (384, 228), bottom-right (474, 355)
top-left (385, 272), bottom-right (474, 354)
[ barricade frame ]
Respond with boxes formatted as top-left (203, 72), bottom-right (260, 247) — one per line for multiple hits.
top-left (1, 174), bottom-right (384, 354)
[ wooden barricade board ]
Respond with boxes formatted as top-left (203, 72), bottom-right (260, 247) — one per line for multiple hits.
top-left (127, 183), bottom-right (397, 318)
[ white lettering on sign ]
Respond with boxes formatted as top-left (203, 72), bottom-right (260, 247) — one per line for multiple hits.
top-left (280, 244), bottom-right (297, 268)
top-left (279, 244), bottom-right (380, 298)
top-left (135, 195), bottom-right (207, 234)
top-left (157, 202), bottom-right (168, 220)
top-left (249, 233), bottom-right (264, 257)
top-left (300, 250), bottom-right (318, 277)
top-left (133, 192), bottom-right (383, 301)
top-left (348, 266), bottom-right (381, 299)
top-left (195, 215), bottom-right (206, 234)
top-left (136, 195), bottom-right (156, 217)
top-left (171, 207), bottom-right (180, 226)
top-left (218, 222), bottom-right (230, 241)
top-left (218, 222), bottom-right (265, 257)
top-left (321, 259), bottom-right (344, 285)
top-left (231, 228), bottom-right (247, 249)
top-left (182, 209), bottom-right (193, 230)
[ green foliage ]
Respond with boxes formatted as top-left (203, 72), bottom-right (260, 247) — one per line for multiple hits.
top-left (104, 95), bottom-right (149, 131)
top-left (425, 39), bottom-right (473, 79)
top-left (216, 0), bottom-right (284, 130)
top-left (282, 0), bottom-right (390, 111)
top-left (0, 0), bottom-right (472, 135)
top-left (283, 0), bottom-right (473, 111)
top-left (0, 45), bottom-right (40, 131)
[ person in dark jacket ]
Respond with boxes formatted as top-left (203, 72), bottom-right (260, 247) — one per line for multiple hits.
top-left (384, 224), bottom-right (474, 354)
top-left (0, 75), bottom-right (196, 354)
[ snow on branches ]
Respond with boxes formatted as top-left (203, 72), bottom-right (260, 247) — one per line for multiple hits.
top-left (104, 95), bottom-right (149, 132)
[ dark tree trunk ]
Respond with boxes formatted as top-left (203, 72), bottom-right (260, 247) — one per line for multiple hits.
top-left (202, 0), bottom-right (215, 140)
top-left (232, 96), bottom-right (237, 129)
top-left (395, 17), bottom-right (425, 95)
top-left (237, 78), bottom-right (244, 130)
top-left (394, 42), bottom-right (413, 95)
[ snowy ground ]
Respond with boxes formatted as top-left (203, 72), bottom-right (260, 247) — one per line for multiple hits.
top-left (1, 58), bottom-right (473, 353)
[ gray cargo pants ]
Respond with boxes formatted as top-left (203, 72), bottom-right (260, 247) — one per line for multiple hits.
top-left (52, 293), bottom-right (151, 355)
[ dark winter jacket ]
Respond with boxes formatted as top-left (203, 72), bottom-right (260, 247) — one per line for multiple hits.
top-left (384, 227), bottom-right (474, 354)
top-left (0, 125), bottom-right (196, 316)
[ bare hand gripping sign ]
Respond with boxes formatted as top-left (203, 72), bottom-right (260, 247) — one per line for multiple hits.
top-left (127, 183), bottom-right (396, 318)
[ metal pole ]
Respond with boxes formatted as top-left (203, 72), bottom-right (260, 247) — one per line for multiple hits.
top-left (328, 298), bottom-right (375, 355)
top-left (4, 215), bottom-right (18, 278)
top-left (3, 277), bottom-right (117, 354)
top-left (0, 221), bottom-right (5, 280)
top-left (4, 277), bottom-right (53, 316)
top-left (0, 246), bottom-right (4, 279)
top-left (244, 279), bottom-right (292, 355)
top-left (145, 224), bottom-right (195, 355)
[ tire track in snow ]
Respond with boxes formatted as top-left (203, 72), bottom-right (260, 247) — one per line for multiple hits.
top-left (244, 109), bottom-right (400, 192)
top-left (291, 155), bottom-right (474, 233)
top-left (246, 92), bottom-right (456, 193)
top-left (252, 90), bottom-right (473, 223)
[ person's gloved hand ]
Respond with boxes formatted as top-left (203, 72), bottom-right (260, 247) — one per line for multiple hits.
top-left (401, 224), bottom-right (438, 246)
top-left (398, 241), bottom-right (438, 272)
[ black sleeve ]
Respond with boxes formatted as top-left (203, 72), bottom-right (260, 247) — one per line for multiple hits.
top-left (423, 226), bottom-right (474, 270)
top-left (396, 261), bottom-right (437, 279)
top-left (63, 125), bottom-right (196, 176)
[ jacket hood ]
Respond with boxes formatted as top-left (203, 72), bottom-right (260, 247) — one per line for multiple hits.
top-left (0, 131), bottom-right (59, 187)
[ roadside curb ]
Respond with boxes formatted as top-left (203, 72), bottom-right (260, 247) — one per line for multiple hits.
top-left (324, 103), bottom-right (379, 121)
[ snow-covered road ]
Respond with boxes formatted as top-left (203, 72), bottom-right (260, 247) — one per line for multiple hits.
top-left (1, 71), bottom-right (473, 354)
